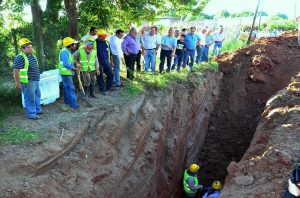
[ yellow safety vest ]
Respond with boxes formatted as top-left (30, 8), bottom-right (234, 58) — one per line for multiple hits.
top-left (19, 52), bottom-right (37, 84)
top-left (58, 48), bottom-right (73, 75)
top-left (79, 47), bottom-right (96, 72)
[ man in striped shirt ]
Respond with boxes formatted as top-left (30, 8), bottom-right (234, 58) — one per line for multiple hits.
top-left (13, 38), bottom-right (42, 119)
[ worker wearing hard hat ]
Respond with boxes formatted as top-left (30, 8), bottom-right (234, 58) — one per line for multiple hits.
top-left (13, 38), bottom-right (43, 119)
top-left (96, 29), bottom-right (114, 95)
top-left (73, 36), bottom-right (100, 98)
top-left (183, 164), bottom-right (203, 197)
top-left (58, 37), bottom-right (80, 110)
top-left (202, 180), bottom-right (222, 198)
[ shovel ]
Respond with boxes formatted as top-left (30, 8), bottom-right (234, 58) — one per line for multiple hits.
top-left (77, 70), bottom-right (93, 107)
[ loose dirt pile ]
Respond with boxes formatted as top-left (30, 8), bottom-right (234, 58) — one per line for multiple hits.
top-left (198, 31), bottom-right (300, 197)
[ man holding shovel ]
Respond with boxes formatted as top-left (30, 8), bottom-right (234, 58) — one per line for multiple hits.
top-left (58, 37), bottom-right (80, 110)
top-left (73, 36), bottom-right (100, 98)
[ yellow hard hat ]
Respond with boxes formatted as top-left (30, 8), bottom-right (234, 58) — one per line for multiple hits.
top-left (189, 164), bottom-right (200, 173)
top-left (97, 29), bottom-right (108, 37)
top-left (212, 180), bottom-right (222, 190)
top-left (18, 38), bottom-right (32, 48)
top-left (63, 37), bottom-right (78, 47)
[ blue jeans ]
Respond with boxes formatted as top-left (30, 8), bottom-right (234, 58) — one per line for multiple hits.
top-left (112, 54), bottom-right (121, 86)
top-left (202, 45), bottom-right (210, 62)
top-left (97, 62), bottom-right (114, 91)
top-left (171, 55), bottom-right (178, 70)
top-left (144, 49), bottom-right (156, 73)
top-left (21, 81), bottom-right (42, 119)
top-left (185, 49), bottom-right (195, 71)
top-left (196, 45), bottom-right (205, 64)
top-left (171, 54), bottom-right (183, 71)
top-left (61, 75), bottom-right (78, 109)
top-left (212, 41), bottom-right (222, 56)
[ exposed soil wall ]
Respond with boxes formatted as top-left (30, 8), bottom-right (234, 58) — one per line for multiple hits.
top-left (197, 32), bottom-right (300, 196)
top-left (220, 73), bottom-right (300, 198)
top-left (0, 71), bottom-right (221, 198)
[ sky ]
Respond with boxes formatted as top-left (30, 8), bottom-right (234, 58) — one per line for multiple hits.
top-left (21, 0), bottom-right (300, 22)
top-left (203, 0), bottom-right (300, 18)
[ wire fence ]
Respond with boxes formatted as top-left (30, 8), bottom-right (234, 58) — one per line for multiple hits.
top-left (0, 54), bottom-right (14, 85)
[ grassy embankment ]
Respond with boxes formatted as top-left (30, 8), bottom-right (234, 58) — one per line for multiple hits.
top-left (0, 77), bottom-right (43, 145)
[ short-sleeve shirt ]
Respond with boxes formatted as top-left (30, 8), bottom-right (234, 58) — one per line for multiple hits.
top-left (213, 32), bottom-right (225, 42)
top-left (13, 54), bottom-right (40, 81)
top-left (161, 35), bottom-right (177, 51)
top-left (142, 32), bottom-right (161, 50)
top-left (175, 40), bottom-right (186, 56)
top-left (185, 33), bottom-right (201, 50)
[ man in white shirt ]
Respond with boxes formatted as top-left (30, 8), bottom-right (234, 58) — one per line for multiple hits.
top-left (81, 27), bottom-right (98, 42)
top-left (142, 26), bottom-right (161, 73)
top-left (212, 25), bottom-right (226, 57)
top-left (196, 27), bottom-right (207, 64)
top-left (109, 29), bottom-right (124, 87)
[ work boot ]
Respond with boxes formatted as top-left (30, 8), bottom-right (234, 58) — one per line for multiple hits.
top-left (89, 84), bottom-right (97, 98)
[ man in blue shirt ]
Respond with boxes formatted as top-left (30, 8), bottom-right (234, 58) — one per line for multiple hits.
top-left (203, 29), bottom-right (214, 62)
top-left (159, 28), bottom-right (177, 73)
top-left (184, 27), bottom-right (201, 71)
top-left (202, 181), bottom-right (222, 198)
top-left (96, 29), bottom-right (115, 94)
top-left (13, 38), bottom-right (43, 119)
top-left (58, 37), bottom-right (80, 110)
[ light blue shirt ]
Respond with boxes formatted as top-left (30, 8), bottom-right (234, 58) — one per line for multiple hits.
top-left (142, 32), bottom-right (161, 50)
top-left (205, 34), bottom-right (214, 46)
top-left (135, 33), bottom-right (143, 50)
top-left (185, 33), bottom-right (200, 50)
top-left (161, 35), bottom-right (177, 51)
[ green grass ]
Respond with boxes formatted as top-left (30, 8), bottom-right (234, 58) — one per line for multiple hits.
top-left (222, 38), bottom-right (247, 53)
top-left (0, 128), bottom-right (43, 145)
top-left (0, 86), bottom-right (22, 126)
top-left (121, 60), bottom-right (219, 98)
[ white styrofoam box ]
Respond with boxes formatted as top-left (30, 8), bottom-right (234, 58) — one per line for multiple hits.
top-left (22, 69), bottom-right (60, 107)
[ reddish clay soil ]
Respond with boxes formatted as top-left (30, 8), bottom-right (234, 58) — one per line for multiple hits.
top-left (198, 31), bottom-right (300, 189)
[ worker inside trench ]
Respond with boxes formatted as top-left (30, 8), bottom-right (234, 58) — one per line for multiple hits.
top-left (180, 75), bottom-right (268, 197)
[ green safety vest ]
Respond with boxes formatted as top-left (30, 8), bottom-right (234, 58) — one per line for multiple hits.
top-left (19, 52), bottom-right (37, 84)
top-left (58, 48), bottom-right (73, 75)
top-left (79, 47), bottom-right (96, 72)
top-left (183, 170), bottom-right (199, 195)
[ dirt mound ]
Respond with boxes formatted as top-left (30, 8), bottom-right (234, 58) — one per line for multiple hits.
top-left (198, 31), bottom-right (300, 189)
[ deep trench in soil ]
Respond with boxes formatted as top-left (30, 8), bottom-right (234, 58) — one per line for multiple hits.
top-left (196, 60), bottom-right (300, 189)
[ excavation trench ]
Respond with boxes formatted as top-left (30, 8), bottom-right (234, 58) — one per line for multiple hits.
top-left (1, 33), bottom-right (300, 198)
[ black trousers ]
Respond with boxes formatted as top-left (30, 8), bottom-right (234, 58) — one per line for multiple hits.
top-left (124, 53), bottom-right (137, 80)
top-left (159, 49), bottom-right (172, 73)
top-left (136, 50), bottom-right (142, 72)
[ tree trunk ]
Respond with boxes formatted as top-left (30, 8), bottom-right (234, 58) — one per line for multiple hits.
top-left (31, 0), bottom-right (46, 71)
top-left (12, 29), bottom-right (18, 55)
top-left (64, 0), bottom-right (78, 39)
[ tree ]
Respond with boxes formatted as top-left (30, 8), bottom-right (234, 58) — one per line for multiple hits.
top-left (258, 11), bottom-right (268, 16)
top-left (31, 0), bottom-right (45, 71)
top-left (220, 9), bottom-right (230, 18)
top-left (64, 0), bottom-right (78, 39)
top-left (276, 12), bottom-right (288, 19)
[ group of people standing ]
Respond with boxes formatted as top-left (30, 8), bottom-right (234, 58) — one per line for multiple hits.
top-left (13, 25), bottom-right (225, 119)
